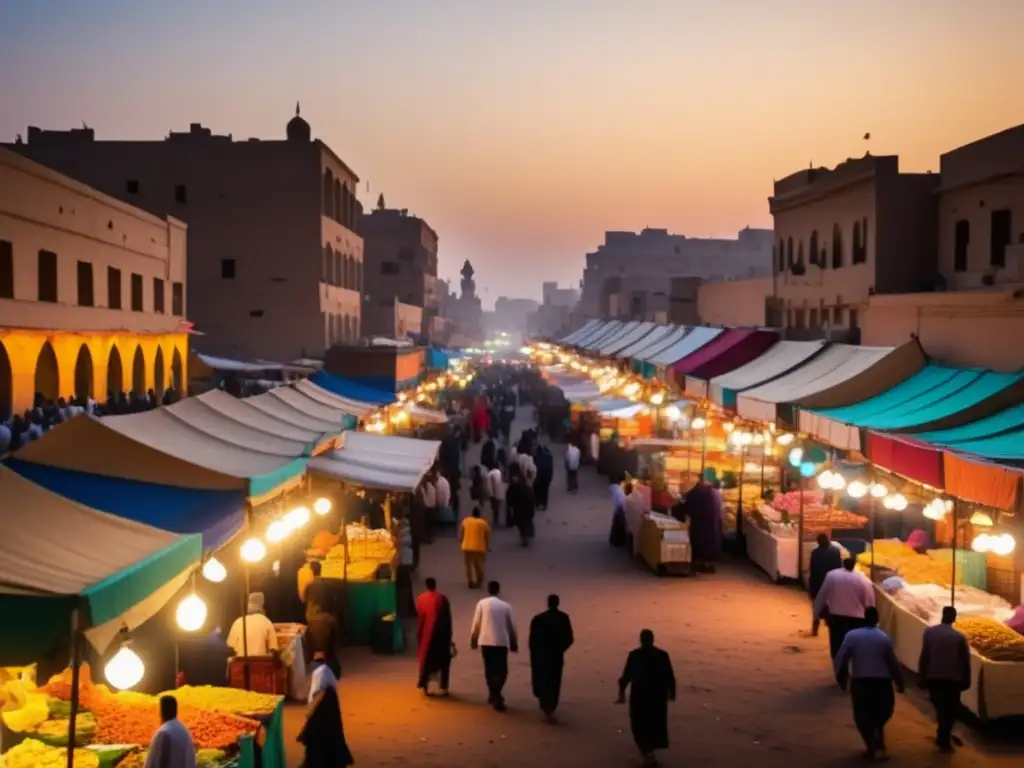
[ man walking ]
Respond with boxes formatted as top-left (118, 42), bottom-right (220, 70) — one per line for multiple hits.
top-left (529, 594), bottom-right (574, 722)
top-left (470, 581), bottom-right (518, 712)
top-left (808, 533), bottom-right (843, 600)
top-left (565, 440), bottom-right (581, 493)
top-left (487, 464), bottom-right (505, 527)
top-left (144, 696), bottom-right (196, 768)
top-left (919, 606), bottom-right (971, 752)
top-left (460, 507), bottom-right (491, 589)
top-left (813, 556), bottom-right (875, 659)
top-left (835, 607), bottom-right (905, 761)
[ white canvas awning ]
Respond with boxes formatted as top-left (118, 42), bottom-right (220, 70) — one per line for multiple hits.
top-left (292, 379), bottom-right (379, 418)
top-left (647, 327), bottom-right (723, 366)
top-left (708, 341), bottom-right (825, 405)
top-left (600, 321), bottom-right (656, 356)
top-left (194, 390), bottom-right (327, 443)
top-left (590, 321), bottom-right (640, 353)
top-left (616, 325), bottom-right (676, 359)
top-left (308, 432), bottom-right (441, 492)
top-left (736, 343), bottom-right (920, 422)
top-left (577, 321), bottom-right (625, 350)
top-left (634, 326), bottom-right (690, 362)
top-left (559, 320), bottom-right (602, 345)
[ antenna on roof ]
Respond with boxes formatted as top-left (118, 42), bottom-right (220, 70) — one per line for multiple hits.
top-left (295, 102), bottom-right (301, 116)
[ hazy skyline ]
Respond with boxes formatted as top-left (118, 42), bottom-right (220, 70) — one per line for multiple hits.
top-left (2, 0), bottom-right (1022, 307)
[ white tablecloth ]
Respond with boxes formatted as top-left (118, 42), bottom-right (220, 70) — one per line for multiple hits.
top-left (745, 524), bottom-right (815, 581)
top-left (274, 623), bottom-right (309, 701)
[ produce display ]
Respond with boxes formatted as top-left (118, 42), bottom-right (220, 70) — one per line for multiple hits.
top-left (889, 583), bottom-right (1013, 626)
top-left (954, 616), bottom-right (1024, 662)
top-left (768, 491), bottom-right (868, 534)
top-left (321, 525), bottom-right (395, 581)
top-left (162, 685), bottom-right (280, 716)
top-left (2, 739), bottom-right (98, 768)
top-left (10, 665), bottom-right (261, 753)
top-left (306, 529), bottom-right (342, 558)
top-left (857, 540), bottom-right (962, 586)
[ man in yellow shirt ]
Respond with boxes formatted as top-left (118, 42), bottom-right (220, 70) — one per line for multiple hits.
top-left (460, 506), bottom-right (492, 589)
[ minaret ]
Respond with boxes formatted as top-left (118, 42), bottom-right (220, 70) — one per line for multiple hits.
top-left (460, 260), bottom-right (476, 300)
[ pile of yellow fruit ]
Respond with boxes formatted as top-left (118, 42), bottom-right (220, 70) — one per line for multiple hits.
top-left (856, 541), bottom-right (960, 586)
top-left (954, 616), bottom-right (1024, 660)
top-left (163, 685), bottom-right (280, 716)
top-left (1, 692), bottom-right (49, 732)
top-left (3, 738), bottom-right (98, 768)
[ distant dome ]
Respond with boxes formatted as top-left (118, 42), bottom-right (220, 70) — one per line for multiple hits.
top-left (287, 102), bottom-right (310, 142)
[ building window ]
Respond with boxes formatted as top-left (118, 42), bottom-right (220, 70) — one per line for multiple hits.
top-left (249, 309), bottom-right (264, 318)
top-left (335, 252), bottom-right (343, 287)
top-left (809, 308), bottom-right (818, 328)
top-left (108, 267), bottom-right (122, 309)
top-left (130, 273), bottom-right (144, 311)
top-left (775, 242), bottom-right (784, 274)
top-left (832, 224), bottom-right (844, 269)
top-left (793, 307), bottom-right (805, 329)
top-left (153, 278), bottom-right (165, 313)
top-left (323, 246), bottom-right (333, 283)
top-left (809, 230), bottom-right (819, 267)
top-left (381, 261), bottom-right (400, 275)
top-left (849, 309), bottom-right (860, 329)
top-left (398, 247), bottom-right (415, 262)
top-left (852, 222), bottom-right (864, 264)
top-left (0, 240), bottom-right (12, 299)
top-left (172, 282), bottom-right (183, 316)
top-left (833, 306), bottom-right (843, 325)
top-left (126, 179), bottom-right (139, 195)
top-left (991, 209), bottom-right (1012, 268)
top-left (221, 258), bottom-right (236, 279)
top-left (174, 185), bottom-right (188, 204)
top-left (77, 261), bottom-right (94, 307)
top-left (38, 250), bottom-right (58, 302)
top-left (786, 237), bottom-right (793, 269)
top-left (322, 170), bottom-right (334, 218)
top-left (953, 219), bottom-right (970, 272)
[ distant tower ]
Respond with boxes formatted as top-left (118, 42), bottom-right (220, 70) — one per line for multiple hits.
top-left (377, 193), bottom-right (386, 210)
top-left (460, 260), bottom-right (477, 300)
top-left (286, 102), bottom-right (311, 143)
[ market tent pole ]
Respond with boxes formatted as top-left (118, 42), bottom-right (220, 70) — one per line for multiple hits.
top-left (699, 412), bottom-right (707, 475)
top-left (736, 441), bottom-right (747, 541)
top-left (797, 476), bottom-right (806, 588)
top-left (950, 500), bottom-right (959, 609)
top-left (870, 495), bottom-right (877, 582)
top-left (65, 606), bottom-right (82, 768)
top-left (241, 501), bottom-right (252, 690)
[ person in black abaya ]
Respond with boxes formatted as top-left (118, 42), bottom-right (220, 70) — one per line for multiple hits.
top-left (529, 594), bottom-right (574, 722)
top-left (533, 445), bottom-right (554, 511)
top-left (509, 473), bottom-right (535, 546)
top-left (617, 629), bottom-right (676, 766)
top-left (299, 655), bottom-right (354, 767)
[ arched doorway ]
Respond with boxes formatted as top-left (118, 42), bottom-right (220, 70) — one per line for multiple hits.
top-left (73, 344), bottom-right (94, 401)
top-left (154, 347), bottom-right (166, 398)
top-left (131, 345), bottom-right (146, 396)
top-left (34, 341), bottom-right (60, 403)
top-left (0, 340), bottom-right (12, 419)
top-left (107, 345), bottom-right (124, 399)
top-left (171, 348), bottom-right (183, 393)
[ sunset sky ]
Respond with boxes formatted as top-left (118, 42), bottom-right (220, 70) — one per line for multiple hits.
top-left (2, 0), bottom-right (1022, 306)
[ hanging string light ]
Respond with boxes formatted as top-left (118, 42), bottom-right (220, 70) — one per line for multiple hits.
top-left (105, 640), bottom-right (145, 691)
top-left (175, 594), bottom-right (208, 632)
top-left (202, 557), bottom-right (227, 583)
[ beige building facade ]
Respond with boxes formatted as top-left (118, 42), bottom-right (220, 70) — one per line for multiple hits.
top-left (769, 155), bottom-right (939, 336)
top-left (360, 203), bottom-right (439, 340)
top-left (696, 277), bottom-right (772, 327)
top-left (0, 148), bottom-right (189, 415)
top-left (8, 107), bottom-right (362, 363)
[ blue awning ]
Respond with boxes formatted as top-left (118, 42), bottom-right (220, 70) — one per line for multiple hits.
top-left (310, 371), bottom-right (398, 405)
top-left (7, 459), bottom-right (246, 551)
top-left (426, 347), bottom-right (450, 371)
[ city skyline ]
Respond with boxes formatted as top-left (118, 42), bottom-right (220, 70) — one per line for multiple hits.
top-left (2, 0), bottom-right (1021, 305)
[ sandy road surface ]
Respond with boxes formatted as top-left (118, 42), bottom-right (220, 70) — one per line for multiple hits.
top-left (283, 409), bottom-right (1024, 767)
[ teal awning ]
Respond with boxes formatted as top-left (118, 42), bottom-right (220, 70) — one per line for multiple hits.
top-left (0, 467), bottom-right (202, 665)
top-left (800, 365), bottom-right (1024, 451)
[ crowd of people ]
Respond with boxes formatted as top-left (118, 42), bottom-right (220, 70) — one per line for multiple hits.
top-left (0, 387), bottom-right (182, 453)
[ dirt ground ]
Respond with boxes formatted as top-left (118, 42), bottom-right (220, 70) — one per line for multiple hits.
top-left (283, 409), bottom-right (1024, 767)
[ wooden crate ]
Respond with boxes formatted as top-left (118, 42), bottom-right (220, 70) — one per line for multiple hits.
top-left (228, 658), bottom-right (288, 695)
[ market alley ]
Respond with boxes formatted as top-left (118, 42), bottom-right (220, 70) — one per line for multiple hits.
top-left (285, 409), bottom-right (1024, 767)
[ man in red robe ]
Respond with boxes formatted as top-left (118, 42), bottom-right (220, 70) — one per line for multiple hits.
top-left (416, 578), bottom-right (454, 696)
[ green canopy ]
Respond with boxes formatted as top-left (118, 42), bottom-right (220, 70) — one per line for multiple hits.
top-left (0, 467), bottom-right (202, 665)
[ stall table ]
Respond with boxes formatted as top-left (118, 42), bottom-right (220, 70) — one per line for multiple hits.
top-left (874, 587), bottom-right (1024, 720)
top-left (744, 523), bottom-right (816, 582)
top-left (273, 623), bottom-right (308, 701)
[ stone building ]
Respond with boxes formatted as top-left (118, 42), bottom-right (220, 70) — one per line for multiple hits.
top-left (0, 148), bottom-right (188, 415)
top-left (8, 105), bottom-right (362, 362)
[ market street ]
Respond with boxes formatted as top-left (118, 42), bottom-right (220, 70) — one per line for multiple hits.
top-left (284, 409), bottom-right (1024, 767)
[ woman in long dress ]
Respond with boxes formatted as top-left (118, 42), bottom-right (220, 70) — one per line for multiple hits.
top-left (299, 652), bottom-right (354, 766)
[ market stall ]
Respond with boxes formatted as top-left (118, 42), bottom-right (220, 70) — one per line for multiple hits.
top-left (708, 340), bottom-right (824, 410)
top-left (306, 432), bottom-right (442, 650)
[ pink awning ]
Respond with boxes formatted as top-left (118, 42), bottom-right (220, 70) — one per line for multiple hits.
top-left (866, 432), bottom-right (944, 488)
top-left (671, 329), bottom-right (779, 378)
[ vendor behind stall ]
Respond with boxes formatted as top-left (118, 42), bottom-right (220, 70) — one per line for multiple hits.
top-left (228, 593), bottom-right (280, 657)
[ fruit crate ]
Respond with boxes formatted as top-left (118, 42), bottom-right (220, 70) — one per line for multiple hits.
top-left (228, 659), bottom-right (288, 696)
